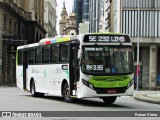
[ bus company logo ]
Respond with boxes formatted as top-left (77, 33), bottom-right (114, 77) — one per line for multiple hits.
top-left (2, 112), bottom-right (12, 117)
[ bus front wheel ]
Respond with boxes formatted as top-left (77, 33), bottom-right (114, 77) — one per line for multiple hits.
top-left (101, 96), bottom-right (117, 104)
top-left (63, 83), bottom-right (74, 103)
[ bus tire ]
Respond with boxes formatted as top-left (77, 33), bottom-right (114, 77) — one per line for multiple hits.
top-left (30, 81), bottom-right (44, 97)
top-left (101, 96), bottom-right (117, 104)
top-left (63, 83), bottom-right (74, 103)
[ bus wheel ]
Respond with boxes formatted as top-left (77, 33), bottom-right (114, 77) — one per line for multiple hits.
top-left (101, 96), bottom-right (117, 104)
top-left (63, 83), bottom-right (74, 103)
top-left (30, 81), bottom-right (44, 97)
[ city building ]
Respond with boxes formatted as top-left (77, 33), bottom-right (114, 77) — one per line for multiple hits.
top-left (44, 0), bottom-right (57, 37)
top-left (122, 0), bottom-right (160, 90)
top-left (73, 0), bottom-right (89, 31)
top-left (98, 0), bottom-right (121, 32)
top-left (73, 0), bottom-right (82, 28)
top-left (64, 12), bottom-right (77, 35)
top-left (0, 0), bottom-right (46, 85)
top-left (59, 3), bottom-right (77, 35)
top-left (82, 0), bottom-right (89, 22)
top-left (59, 2), bottom-right (68, 35)
top-left (99, 0), bottom-right (110, 32)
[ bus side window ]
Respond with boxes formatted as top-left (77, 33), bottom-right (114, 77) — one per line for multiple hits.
top-left (42, 46), bottom-right (50, 63)
top-left (59, 43), bottom-right (68, 62)
top-left (35, 47), bottom-right (42, 63)
top-left (18, 50), bottom-right (23, 65)
top-left (50, 44), bottom-right (59, 63)
top-left (28, 48), bottom-right (35, 64)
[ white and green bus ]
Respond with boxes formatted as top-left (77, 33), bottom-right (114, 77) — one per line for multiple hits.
top-left (16, 33), bottom-right (134, 104)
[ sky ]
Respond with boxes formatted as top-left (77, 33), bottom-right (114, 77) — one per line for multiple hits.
top-left (56, 0), bottom-right (73, 34)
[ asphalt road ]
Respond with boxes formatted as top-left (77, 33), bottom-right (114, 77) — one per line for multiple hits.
top-left (0, 87), bottom-right (160, 120)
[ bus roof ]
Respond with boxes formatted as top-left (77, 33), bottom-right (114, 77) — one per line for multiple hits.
top-left (17, 32), bottom-right (130, 50)
top-left (17, 35), bottom-right (78, 50)
top-left (39, 35), bottom-right (78, 45)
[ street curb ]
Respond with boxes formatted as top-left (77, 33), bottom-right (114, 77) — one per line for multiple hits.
top-left (0, 85), bottom-right (16, 87)
top-left (134, 94), bottom-right (160, 104)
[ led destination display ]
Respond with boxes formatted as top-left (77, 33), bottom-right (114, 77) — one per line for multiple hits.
top-left (83, 34), bottom-right (130, 43)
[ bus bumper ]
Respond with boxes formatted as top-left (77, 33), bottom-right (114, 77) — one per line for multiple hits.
top-left (77, 83), bottom-right (134, 98)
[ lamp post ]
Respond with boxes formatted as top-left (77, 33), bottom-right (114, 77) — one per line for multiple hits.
top-left (136, 0), bottom-right (140, 91)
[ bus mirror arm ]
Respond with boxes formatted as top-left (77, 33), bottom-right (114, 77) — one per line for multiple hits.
top-left (78, 53), bottom-right (82, 66)
top-left (79, 59), bottom-right (81, 66)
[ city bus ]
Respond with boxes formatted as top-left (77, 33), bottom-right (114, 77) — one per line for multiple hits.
top-left (16, 33), bottom-right (134, 104)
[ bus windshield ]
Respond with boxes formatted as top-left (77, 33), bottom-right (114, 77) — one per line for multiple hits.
top-left (81, 46), bottom-right (133, 75)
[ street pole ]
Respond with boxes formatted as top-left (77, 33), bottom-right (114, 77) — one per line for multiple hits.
top-left (136, 0), bottom-right (140, 91)
top-left (95, 0), bottom-right (100, 32)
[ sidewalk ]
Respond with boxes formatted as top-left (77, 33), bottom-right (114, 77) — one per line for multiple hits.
top-left (133, 90), bottom-right (160, 104)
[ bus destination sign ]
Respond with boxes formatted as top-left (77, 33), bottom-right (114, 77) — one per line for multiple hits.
top-left (83, 35), bottom-right (130, 43)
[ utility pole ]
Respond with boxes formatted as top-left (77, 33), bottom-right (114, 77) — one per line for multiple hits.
top-left (136, 0), bottom-right (140, 91)
top-left (95, 0), bottom-right (100, 32)
top-left (89, 0), bottom-right (100, 33)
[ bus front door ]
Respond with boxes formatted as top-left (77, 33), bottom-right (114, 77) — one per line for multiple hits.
top-left (69, 42), bottom-right (79, 96)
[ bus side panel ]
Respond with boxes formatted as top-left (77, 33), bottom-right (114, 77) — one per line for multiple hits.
top-left (26, 64), bottom-right (69, 96)
top-left (46, 64), bottom-right (69, 95)
top-left (16, 66), bottom-right (24, 90)
top-left (27, 65), bottom-right (44, 92)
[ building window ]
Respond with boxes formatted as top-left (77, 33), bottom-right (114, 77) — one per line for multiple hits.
top-left (14, 22), bottom-right (17, 35)
top-left (99, 25), bottom-right (102, 29)
top-left (48, 10), bottom-right (52, 23)
top-left (9, 19), bottom-right (12, 33)
top-left (3, 15), bottom-right (7, 30)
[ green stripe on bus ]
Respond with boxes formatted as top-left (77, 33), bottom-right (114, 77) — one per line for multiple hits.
top-left (16, 50), bottom-right (18, 66)
top-left (88, 75), bottom-right (131, 88)
top-left (66, 70), bottom-right (69, 79)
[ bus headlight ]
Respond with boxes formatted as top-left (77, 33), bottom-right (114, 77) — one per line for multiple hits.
top-left (127, 80), bottom-right (133, 89)
top-left (82, 79), bottom-right (88, 86)
top-left (89, 83), bottom-right (94, 89)
top-left (82, 79), bottom-right (94, 90)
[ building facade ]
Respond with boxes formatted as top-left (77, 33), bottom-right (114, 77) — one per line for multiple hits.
top-left (0, 0), bottom-right (46, 85)
top-left (122, 0), bottom-right (160, 90)
top-left (99, 0), bottom-right (111, 32)
top-left (59, 3), bottom-right (68, 35)
top-left (44, 0), bottom-right (57, 37)
top-left (82, 0), bottom-right (89, 22)
top-left (59, 3), bottom-right (77, 35)
top-left (98, 0), bottom-right (121, 32)
top-left (73, 0), bottom-right (82, 28)
top-left (73, 0), bottom-right (89, 29)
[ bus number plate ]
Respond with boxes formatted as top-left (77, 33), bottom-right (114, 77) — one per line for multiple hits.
top-left (107, 89), bottom-right (116, 94)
